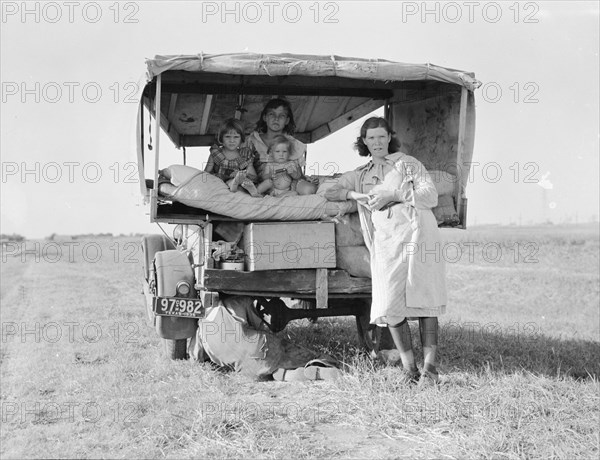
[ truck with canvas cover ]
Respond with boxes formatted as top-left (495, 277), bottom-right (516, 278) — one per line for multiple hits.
top-left (136, 52), bottom-right (480, 359)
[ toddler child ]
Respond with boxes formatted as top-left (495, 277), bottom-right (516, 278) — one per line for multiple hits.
top-left (257, 135), bottom-right (302, 197)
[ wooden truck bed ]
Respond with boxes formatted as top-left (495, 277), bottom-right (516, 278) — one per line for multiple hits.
top-left (201, 268), bottom-right (371, 298)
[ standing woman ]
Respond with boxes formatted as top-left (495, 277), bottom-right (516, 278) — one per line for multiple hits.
top-left (325, 117), bottom-right (447, 385)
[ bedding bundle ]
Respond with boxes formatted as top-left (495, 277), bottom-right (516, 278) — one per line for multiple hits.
top-left (159, 165), bottom-right (353, 221)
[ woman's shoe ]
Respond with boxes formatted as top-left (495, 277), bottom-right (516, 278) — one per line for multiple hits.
top-left (303, 359), bottom-right (341, 381)
top-left (418, 370), bottom-right (440, 387)
top-left (272, 368), bottom-right (308, 382)
top-left (399, 368), bottom-right (421, 384)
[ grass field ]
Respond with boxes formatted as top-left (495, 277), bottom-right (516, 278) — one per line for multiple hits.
top-left (1, 224), bottom-right (598, 459)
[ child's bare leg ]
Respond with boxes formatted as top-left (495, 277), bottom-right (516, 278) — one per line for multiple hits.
top-left (226, 178), bottom-right (237, 192)
top-left (388, 320), bottom-right (417, 373)
top-left (241, 180), bottom-right (261, 197)
top-left (256, 179), bottom-right (273, 195)
top-left (419, 317), bottom-right (439, 375)
top-left (229, 171), bottom-right (246, 192)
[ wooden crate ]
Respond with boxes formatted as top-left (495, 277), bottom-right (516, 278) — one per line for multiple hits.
top-left (243, 221), bottom-right (336, 271)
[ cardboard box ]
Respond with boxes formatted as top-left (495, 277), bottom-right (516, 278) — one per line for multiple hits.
top-left (243, 222), bottom-right (336, 271)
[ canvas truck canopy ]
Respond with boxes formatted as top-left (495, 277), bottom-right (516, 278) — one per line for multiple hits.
top-left (137, 52), bottom-right (480, 226)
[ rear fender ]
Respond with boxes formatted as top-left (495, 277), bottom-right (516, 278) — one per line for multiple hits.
top-left (141, 235), bottom-right (176, 324)
top-left (154, 250), bottom-right (198, 340)
top-left (141, 235), bottom-right (176, 281)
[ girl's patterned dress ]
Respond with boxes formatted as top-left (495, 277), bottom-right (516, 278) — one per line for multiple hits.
top-left (210, 148), bottom-right (256, 182)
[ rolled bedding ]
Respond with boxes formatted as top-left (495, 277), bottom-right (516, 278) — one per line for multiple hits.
top-left (159, 165), bottom-right (353, 221)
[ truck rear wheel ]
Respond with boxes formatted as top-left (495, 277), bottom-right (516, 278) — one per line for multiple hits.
top-left (164, 338), bottom-right (188, 360)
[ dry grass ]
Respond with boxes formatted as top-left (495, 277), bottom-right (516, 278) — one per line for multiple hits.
top-left (1, 224), bottom-right (598, 459)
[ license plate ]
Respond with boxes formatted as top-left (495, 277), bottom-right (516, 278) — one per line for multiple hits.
top-left (152, 297), bottom-right (204, 318)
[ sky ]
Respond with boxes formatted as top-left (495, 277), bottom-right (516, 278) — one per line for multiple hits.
top-left (1, 0), bottom-right (599, 239)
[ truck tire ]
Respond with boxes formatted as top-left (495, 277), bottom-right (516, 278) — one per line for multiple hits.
top-left (164, 338), bottom-right (188, 360)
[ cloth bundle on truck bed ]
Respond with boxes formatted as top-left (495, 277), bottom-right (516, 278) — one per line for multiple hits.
top-left (334, 213), bottom-right (371, 278)
top-left (159, 165), bottom-right (353, 221)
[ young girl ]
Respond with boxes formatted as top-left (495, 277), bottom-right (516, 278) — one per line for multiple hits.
top-left (257, 135), bottom-right (302, 197)
top-left (205, 118), bottom-right (260, 196)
